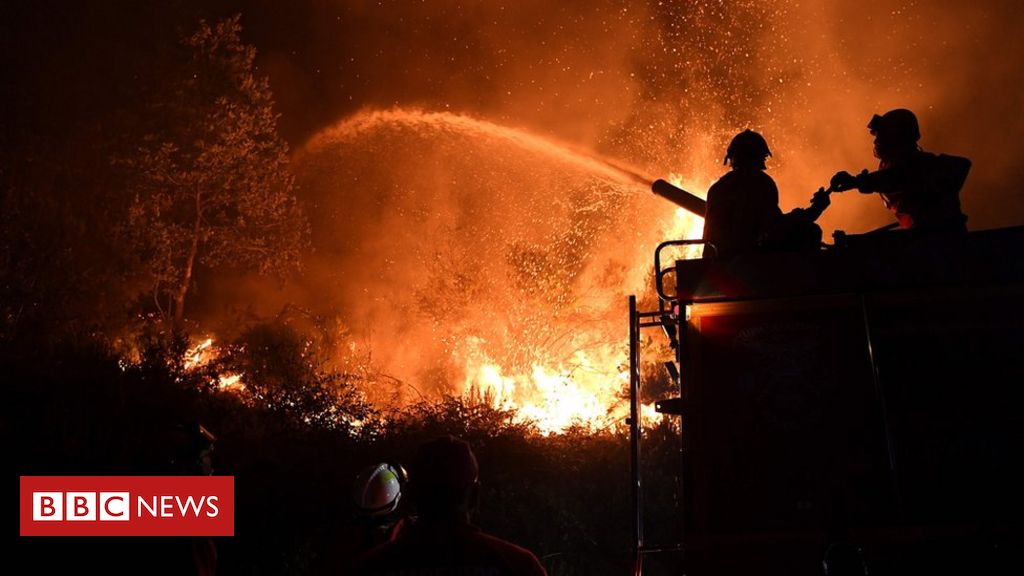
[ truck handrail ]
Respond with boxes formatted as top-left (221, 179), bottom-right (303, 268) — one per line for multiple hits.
top-left (654, 239), bottom-right (716, 302)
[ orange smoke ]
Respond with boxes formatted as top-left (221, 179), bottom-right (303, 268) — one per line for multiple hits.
top-left (206, 1), bottom-right (1023, 433)
top-left (283, 108), bottom-right (710, 433)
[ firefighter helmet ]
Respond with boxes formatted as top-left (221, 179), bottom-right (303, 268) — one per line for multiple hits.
top-left (725, 129), bottom-right (772, 167)
top-left (352, 463), bottom-right (407, 517)
top-left (868, 108), bottom-right (920, 142)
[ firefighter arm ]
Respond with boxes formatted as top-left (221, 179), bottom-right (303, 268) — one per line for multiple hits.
top-left (804, 187), bottom-right (831, 222)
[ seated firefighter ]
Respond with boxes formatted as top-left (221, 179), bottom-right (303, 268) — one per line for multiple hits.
top-left (353, 436), bottom-right (547, 576)
top-left (830, 108), bottom-right (971, 232)
top-left (703, 129), bottom-right (830, 260)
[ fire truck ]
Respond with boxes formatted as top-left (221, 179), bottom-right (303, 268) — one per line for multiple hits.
top-left (628, 182), bottom-right (1023, 575)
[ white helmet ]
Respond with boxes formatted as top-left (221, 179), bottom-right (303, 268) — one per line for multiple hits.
top-left (352, 463), bottom-right (405, 517)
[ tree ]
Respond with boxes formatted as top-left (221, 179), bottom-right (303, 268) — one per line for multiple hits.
top-left (120, 15), bottom-right (308, 328)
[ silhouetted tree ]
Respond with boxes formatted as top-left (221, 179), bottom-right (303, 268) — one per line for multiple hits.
top-left (119, 15), bottom-right (308, 328)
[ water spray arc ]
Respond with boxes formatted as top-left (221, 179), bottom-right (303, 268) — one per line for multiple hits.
top-left (303, 107), bottom-right (708, 217)
top-left (295, 107), bottom-right (708, 434)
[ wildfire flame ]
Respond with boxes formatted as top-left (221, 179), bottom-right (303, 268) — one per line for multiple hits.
top-left (182, 337), bottom-right (246, 392)
top-left (287, 109), bottom-right (714, 435)
top-left (179, 172), bottom-right (705, 435)
top-left (459, 176), bottom-right (705, 434)
top-left (183, 338), bottom-right (213, 371)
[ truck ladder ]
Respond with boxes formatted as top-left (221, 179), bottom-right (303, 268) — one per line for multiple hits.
top-left (628, 239), bottom-right (713, 576)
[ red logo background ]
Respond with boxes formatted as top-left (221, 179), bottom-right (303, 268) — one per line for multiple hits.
top-left (20, 476), bottom-right (234, 536)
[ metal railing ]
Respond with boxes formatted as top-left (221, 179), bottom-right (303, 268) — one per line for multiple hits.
top-left (627, 239), bottom-right (712, 575)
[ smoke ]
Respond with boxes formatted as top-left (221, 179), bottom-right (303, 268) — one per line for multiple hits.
top-left (743, 0), bottom-right (1024, 234)
top-left (202, 0), bottom-right (1024, 409)
top-left (287, 108), bottom-right (669, 407)
top-left (592, 0), bottom-right (1024, 234)
top-left (245, 0), bottom-right (1024, 231)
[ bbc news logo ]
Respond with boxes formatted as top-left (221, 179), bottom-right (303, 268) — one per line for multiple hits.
top-left (20, 476), bottom-right (233, 536)
top-left (32, 491), bottom-right (219, 521)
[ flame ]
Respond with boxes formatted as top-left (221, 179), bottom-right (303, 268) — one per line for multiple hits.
top-left (183, 338), bottom-right (213, 370)
top-left (455, 186), bottom-right (706, 435)
top-left (461, 341), bottom-right (666, 435)
top-left (461, 338), bottom-right (633, 434)
top-left (217, 373), bottom-right (244, 392)
top-left (303, 108), bottom-right (715, 435)
top-left (664, 173), bottom-right (708, 256)
top-left (182, 337), bottom-right (247, 393)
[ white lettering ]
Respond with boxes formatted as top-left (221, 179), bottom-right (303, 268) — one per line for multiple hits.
top-left (33, 492), bottom-right (64, 521)
top-left (137, 496), bottom-right (158, 518)
top-left (99, 492), bottom-right (129, 521)
top-left (160, 495), bottom-right (175, 517)
top-left (66, 492), bottom-right (96, 521)
top-left (176, 495), bottom-right (204, 517)
top-left (205, 496), bottom-right (219, 518)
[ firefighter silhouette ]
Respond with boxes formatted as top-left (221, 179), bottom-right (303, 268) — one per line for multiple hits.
top-left (704, 130), bottom-right (829, 259)
top-left (353, 436), bottom-right (547, 576)
top-left (831, 108), bottom-right (971, 232)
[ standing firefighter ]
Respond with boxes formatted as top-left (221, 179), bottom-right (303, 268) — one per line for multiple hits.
top-left (831, 108), bottom-right (971, 232)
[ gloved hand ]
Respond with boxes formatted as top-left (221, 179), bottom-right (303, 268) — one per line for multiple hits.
top-left (830, 171), bottom-right (859, 191)
top-left (810, 187), bottom-right (831, 210)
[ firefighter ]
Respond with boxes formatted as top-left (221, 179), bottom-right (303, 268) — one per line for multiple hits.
top-left (321, 462), bottom-right (410, 573)
top-left (351, 462), bottom-right (410, 547)
top-left (830, 108), bottom-right (971, 232)
top-left (353, 436), bottom-right (547, 576)
top-left (704, 130), bottom-right (829, 259)
top-left (703, 129), bottom-right (781, 260)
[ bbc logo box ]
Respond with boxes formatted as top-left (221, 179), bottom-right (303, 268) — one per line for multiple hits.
top-left (20, 476), bottom-right (233, 536)
top-left (32, 491), bottom-right (131, 521)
